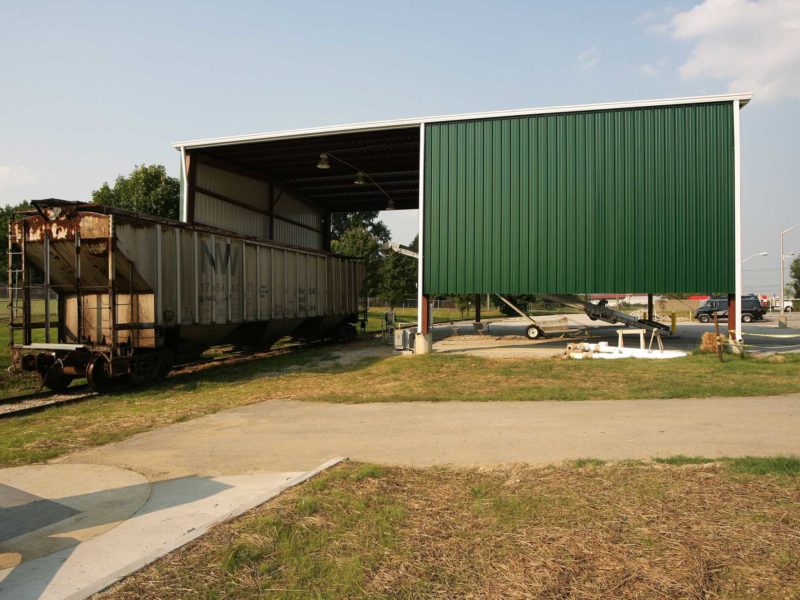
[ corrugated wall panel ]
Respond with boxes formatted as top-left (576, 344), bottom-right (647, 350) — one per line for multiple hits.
top-left (195, 192), bottom-right (268, 239)
top-left (193, 163), bottom-right (324, 250)
top-left (273, 219), bottom-right (323, 250)
top-left (197, 164), bottom-right (268, 210)
top-left (274, 194), bottom-right (322, 230)
top-left (423, 102), bottom-right (735, 295)
top-left (273, 193), bottom-right (324, 249)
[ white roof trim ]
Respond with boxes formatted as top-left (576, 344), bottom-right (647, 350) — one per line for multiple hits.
top-left (173, 92), bottom-right (753, 150)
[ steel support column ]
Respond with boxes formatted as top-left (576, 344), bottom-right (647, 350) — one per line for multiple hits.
top-left (420, 295), bottom-right (431, 334)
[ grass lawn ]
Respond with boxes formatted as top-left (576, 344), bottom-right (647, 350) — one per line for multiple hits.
top-left (102, 459), bottom-right (800, 599)
top-left (1, 342), bottom-right (799, 468)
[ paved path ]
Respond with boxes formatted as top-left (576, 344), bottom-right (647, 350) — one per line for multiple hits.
top-left (432, 315), bottom-right (800, 357)
top-left (62, 395), bottom-right (800, 478)
top-left (0, 460), bottom-right (341, 600)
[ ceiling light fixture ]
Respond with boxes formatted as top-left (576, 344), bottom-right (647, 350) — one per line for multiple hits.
top-left (317, 150), bottom-right (399, 211)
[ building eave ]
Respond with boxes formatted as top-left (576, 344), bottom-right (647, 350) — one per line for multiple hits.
top-left (173, 92), bottom-right (753, 150)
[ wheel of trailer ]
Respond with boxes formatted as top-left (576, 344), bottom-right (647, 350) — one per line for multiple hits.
top-left (87, 354), bottom-right (116, 393)
top-left (698, 314), bottom-right (711, 323)
top-left (41, 370), bottom-right (74, 393)
top-left (525, 325), bottom-right (545, 340)
top-left (742, 313), bottom-right (753, 323)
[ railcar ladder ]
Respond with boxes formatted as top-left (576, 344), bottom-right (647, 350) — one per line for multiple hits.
top-left (7, 223), bottom-right (28, 346)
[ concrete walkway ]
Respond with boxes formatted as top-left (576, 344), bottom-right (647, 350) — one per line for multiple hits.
top-left (0, 460), bottom-right (342, 600)
top-left (62, 395), bottom-right (800, 478)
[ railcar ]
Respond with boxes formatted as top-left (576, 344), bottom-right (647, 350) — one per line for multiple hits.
top-left (8, 200), bottom-right (364, 392)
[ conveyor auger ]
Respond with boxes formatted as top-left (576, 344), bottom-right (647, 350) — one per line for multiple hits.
top-left (542, 294), bottom-right (671, 335)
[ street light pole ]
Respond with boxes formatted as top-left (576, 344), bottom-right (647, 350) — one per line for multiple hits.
top-left (742, 251), bottom-right (768, 264)
top-left (780, 223), bottom-right (800, 314)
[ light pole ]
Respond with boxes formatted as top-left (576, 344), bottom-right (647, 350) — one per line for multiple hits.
top-left (742, 251), bottom-right (768, 264)
top-left (780, 223), bottom-right (800, 314)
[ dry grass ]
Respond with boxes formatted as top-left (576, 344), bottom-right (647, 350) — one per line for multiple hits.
top-left (103, 461), bottom-right (800, 600)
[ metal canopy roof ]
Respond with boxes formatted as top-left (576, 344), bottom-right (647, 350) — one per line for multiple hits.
top-left (176, 93), bottom-right (752, 214)
top-left (195, 126), bottom-right (421, 212)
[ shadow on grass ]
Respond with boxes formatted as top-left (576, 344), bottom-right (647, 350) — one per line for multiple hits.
top-left (104, 340), bottom-right (391, 401)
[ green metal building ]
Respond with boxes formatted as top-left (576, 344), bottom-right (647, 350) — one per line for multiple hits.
top-left (174, 93), bottom-right (750, 349)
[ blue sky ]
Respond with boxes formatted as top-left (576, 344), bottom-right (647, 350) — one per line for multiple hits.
top-left (1, 0), bottom-right (798, 294)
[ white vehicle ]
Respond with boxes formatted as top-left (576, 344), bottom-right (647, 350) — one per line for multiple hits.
top-left (771, 298), bottom-right (795, 312)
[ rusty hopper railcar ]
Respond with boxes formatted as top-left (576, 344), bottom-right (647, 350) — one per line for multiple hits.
top-left (8, 200), bottom-right (365, 392)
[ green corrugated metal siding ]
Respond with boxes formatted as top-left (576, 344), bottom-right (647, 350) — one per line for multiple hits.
top-left (423, 102), bottom-right (735, 295)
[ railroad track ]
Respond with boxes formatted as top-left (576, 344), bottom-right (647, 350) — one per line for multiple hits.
top-left (0, 339), bottom-right (328, 419)
top-left (0, 385), bottom-right (96, 419)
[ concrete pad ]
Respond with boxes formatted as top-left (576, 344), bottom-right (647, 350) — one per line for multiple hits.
top-left (430, 315), bottom-right (800, 357)
top-left (60, 396), bottom-right (800, 478)
top-left (0, 458), bottom-right (343, 600)
top-left (0, 464), bottom-right (150, 570)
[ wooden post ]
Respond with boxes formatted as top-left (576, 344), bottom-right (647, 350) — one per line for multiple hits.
top-left (474, 294), bottom-right (481, 323)
top-left (647, 293), bottom-right (654, 321)
top-left (727, 293), bottom-right (737, 337)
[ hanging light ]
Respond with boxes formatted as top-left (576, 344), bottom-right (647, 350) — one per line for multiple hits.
top-left (386, 198), bottom-right (395, 210)
top-left (316, 153), bottom-right (330, 169)
top-left (353, 171), bottom-right (367, 185)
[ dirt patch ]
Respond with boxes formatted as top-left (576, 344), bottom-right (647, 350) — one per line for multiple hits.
top-left (327, 344), bottom-right (396, 366)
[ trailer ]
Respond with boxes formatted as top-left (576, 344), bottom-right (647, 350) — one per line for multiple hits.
top-left (8, 200), bottom-right (365, 392)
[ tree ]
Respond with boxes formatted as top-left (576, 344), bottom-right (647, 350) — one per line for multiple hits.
top-left (331, 227), bottom-right (383, 296)
top-left (378, 235), bottom-right (418, 309)
top-left (451, 294), bottom-right (474, 319)
top-left (789, 256), bottom-right (800, 298)
top-left (330, 211), bottom-right (390, 244)
top-left (93, 164), bottom-right (179, 219)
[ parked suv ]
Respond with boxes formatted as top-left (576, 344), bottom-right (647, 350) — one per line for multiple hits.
top-left (694, 295), bottom-right (765, 323)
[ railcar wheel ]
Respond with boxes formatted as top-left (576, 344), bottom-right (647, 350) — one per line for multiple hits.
top-left (525, 325), bottom-right (545, 340)
top-left (41, 370), bottom-right (74, 393)
top-left (87, 355), bottom-right (116, 393)
top-left (156, 351), bottom-right (174, 379)
top-left (335, 324), bottom-right (357, 343)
